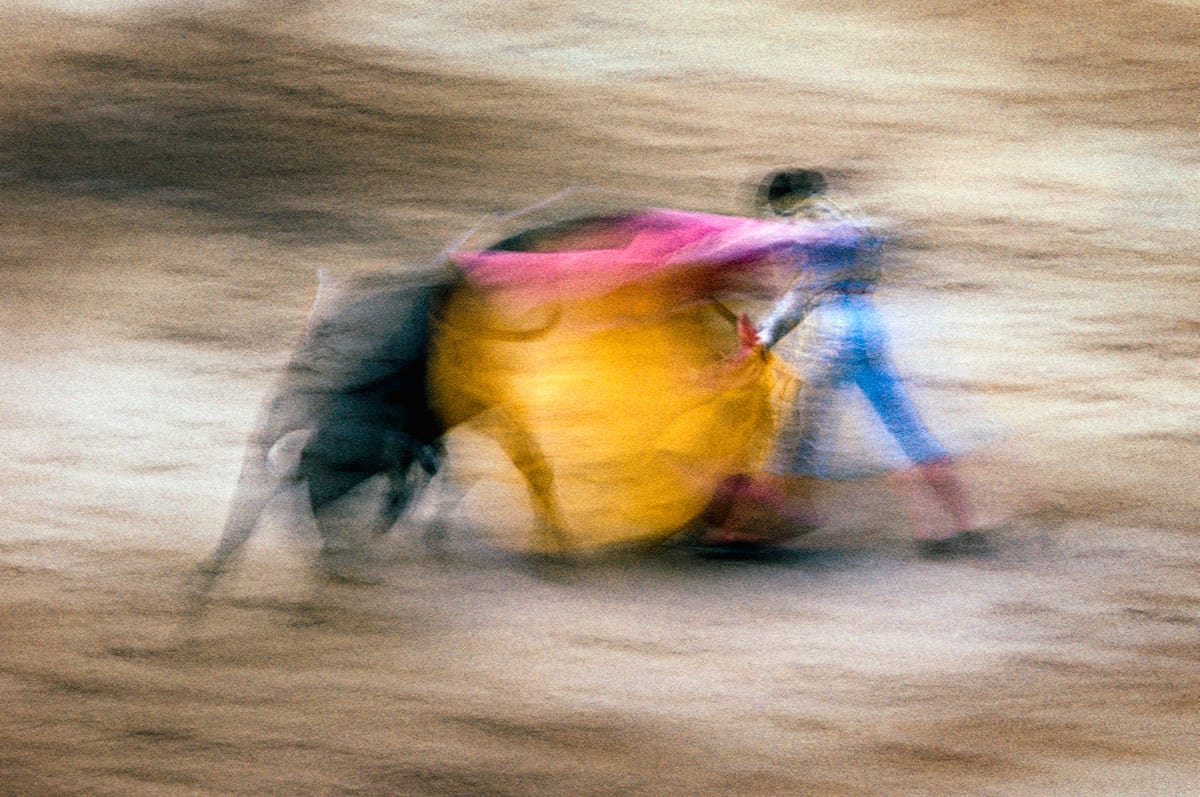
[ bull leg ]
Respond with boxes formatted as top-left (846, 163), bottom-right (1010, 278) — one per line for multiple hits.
top-left (478, 408), bottom-right (572, 555)
top-left (377, 443), bottom-right (442, 535)
top-left (184, 460), bottom-right (281, 620)
top-left (415, 467), bottom-right (455, 552)
top-left (376, 465), bottom-right (416, 535)
top-left (307, 470), bottom-right (387, 584)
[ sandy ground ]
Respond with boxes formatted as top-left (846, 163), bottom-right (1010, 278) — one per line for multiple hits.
top-left (2, 1), bottom-right (1198, 794)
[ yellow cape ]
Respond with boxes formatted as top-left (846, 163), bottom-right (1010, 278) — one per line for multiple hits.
top-left (431, 278), bottom-right (795, 552)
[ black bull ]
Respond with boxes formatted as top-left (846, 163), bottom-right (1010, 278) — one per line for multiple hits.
top-left (186, 208), bottom-right (797, 611)
top-left (188, 265), bottom-right (574, 609)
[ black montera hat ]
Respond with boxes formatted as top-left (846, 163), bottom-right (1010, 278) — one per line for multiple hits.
top-left (759, 168), bottom-right (828, 215)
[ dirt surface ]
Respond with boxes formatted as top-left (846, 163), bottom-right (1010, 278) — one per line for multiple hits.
top-left (2, 1), bottom-right (1198, 795)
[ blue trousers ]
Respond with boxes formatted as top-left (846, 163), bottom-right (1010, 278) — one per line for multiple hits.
top-left (769, 293), bottom-right (946, 476)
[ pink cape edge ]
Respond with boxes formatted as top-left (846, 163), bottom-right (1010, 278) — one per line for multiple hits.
top-left (449, 208), bottom-right (862, 301)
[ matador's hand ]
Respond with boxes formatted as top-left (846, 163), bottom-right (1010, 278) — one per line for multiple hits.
top-left (737, 314), bottom-right (762, 353)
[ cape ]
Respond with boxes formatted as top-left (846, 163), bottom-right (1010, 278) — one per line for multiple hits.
top-left (430, 208), bottom-right (865, 550)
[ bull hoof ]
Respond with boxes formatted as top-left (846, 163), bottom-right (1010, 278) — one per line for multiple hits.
top-left (914, 530), bottom-right (991, 560)
top-left (315, 551), bottom-right (384, 585)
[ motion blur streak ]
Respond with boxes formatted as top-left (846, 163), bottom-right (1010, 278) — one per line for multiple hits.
top-left (1, 2), bottom-right (1198, 795)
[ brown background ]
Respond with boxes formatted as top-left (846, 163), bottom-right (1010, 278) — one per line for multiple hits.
top-left (1, 1), bottom-right (1197, 794)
